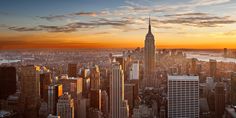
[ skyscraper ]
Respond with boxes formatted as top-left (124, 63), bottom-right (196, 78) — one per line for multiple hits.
top-left (40, 72), bottom-right (52, 102)
top-left (90, 65), bottom-right (100, 90)
top-left (168, 75), bottom-right (199, 118)
top-left (215, 82), bottom-right (225, 118)
top-left (110, 62), bottom-right (125, 118)
top-left (48, 84), bottom-right (63, 115)
top-left (143, 17), bottom-right (155, 88)
top-left (0, 67), bottom-right (16, 100)
top-left (57, 92), bottom-right (74, 118)
top-left (20, 65), bottom-right (41, 117)
top-left (231, 72), bottom-right (236, 105)
top-left (68, 63), bottom-right (77, 77)
top-left (209, 59), bottom-right (217, 78)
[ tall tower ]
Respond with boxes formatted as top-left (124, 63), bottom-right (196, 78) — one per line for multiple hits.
top-left (215, 82), bottom-right (225, 118)
top-left (143, 17), bottom-right (155, 88)
top-left (110, 62), bottom-right (125, 118)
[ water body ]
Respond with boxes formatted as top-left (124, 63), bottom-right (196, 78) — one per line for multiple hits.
top-left (0, 59), bottom-right (21, 64)
top-left (185, 52), bottom-right (236, 63)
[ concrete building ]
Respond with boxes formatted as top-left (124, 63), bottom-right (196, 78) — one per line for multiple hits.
top-left (48, 84), bottom-right (63, 115)
top-left (231, 72), bottom-right (236, 105)
top-left (68, 63), bottom-right (77, 77)
top-left (57, 92), bottom-right (74, 118)
top-left (129, 61), bottom-right (139, 80)
top-left (215, 82), bottom-right (225, 118)
top-left (167, 75), bottom-right (199, 118)
top-left (20, 65), bottom-right (41, 117)
top-left (90, 65), bottom-right (100, 90)
top-left (110, 62), bottom-right (125, 118)
top-left (40, 72), bottom-right (52, 102)
top-left (209, 59), bottom-right (217, 78)
top-left (0, 67), bottom-right (16, 100)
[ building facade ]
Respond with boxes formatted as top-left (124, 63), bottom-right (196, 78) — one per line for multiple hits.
top-left (167, 75), bottom-right (199, 118)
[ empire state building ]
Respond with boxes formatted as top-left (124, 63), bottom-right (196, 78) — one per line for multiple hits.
top-left (143, 17), bottom-right (156, 88)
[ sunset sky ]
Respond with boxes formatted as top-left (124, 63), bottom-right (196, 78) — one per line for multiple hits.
top-left (1, 0), bottom-right (236, 49)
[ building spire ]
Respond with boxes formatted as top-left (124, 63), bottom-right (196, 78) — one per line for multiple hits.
top-left (148, 16), bottom-right (151, 33)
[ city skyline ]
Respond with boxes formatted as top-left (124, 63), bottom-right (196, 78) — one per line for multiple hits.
top-left (1, 0), bottom-right (236, 49)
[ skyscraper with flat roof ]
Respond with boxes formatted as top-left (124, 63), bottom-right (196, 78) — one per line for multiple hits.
top-left (168, 75), bottom-right (199, 118)
top-left (110, 62), bottom-right (125, 118)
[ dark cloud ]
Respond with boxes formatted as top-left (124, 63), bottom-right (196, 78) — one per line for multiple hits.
top-left (39, 11), bottom-right (109, 21)
top-left (8, 26), bottom-right (42, 32)
top-left (8, 18), bottom-right (133, 33)
top-left (161, 12), bottom-right (236, 27)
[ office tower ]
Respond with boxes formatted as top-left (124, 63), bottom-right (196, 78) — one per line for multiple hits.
top-left (40, 72), bottom-right (52, 102)
top-left (90, 89), bottom-right (101, 110)
top-left (101, 90), bottom-right (109, 117)
top-left (191, 58), bottom-right (197, 75)
top-left (110, 62), bottom-right (125, 118)
top-left (0, 67), bottom-right (16, 100)
top-left (209, 59), bottom-right (217, 78)
top-left (168, 75), bottom-right (199, 118)
top-left (39, 101), bottom-right (49, 118)
top-left (143, 17), bottom-right (155, 88)
top-left (90, 65), bottom-right (100, 90)
top-left (129, 61), bottom-right (139, 80)
top-left (20, 65), bottom-right (41, 117)
top-left (124, 84), bottom-right (135, 111)
top-left (120, 100), bottom-right (129, 118)
top-left (48, 84), bottom-right (63, 115)
top-left (115, 57), bottom-right (125, 70)
top-left (231, 72), bottom-right (236, 105)
top-left (59, 77), bottom-right (82, 118)
top-left (57, 92), bottom-right (74, 118)
top-left (68, 63), bottom-right (77, 77)
top-left (215, 82), bottom-right (225, 118)
top-left (79, 98), bottom-right (89, 118)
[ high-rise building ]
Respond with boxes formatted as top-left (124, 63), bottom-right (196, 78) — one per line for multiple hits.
top-left (143, 17), bottom-right (155, 88)
top-left (209, 59), bottom-right (217, 78)
top-left (231, 72), bottom-right (236, 105)
top-left (0, 67), bottom-right (16, 100)
top-left (68, 63), bottom-right (77, 77)
top-left (40, 72), bottom-right (52, 102)
top-left (20, 65), bottom-right (41, 117)
top-left (59, 77), bottom-right (82, 118)
top-left (90, 89), bottom-right (101, 110)
top-left (110, 62), bottom-right (125, 118)
top-left (215, 82), bottom-right (225, 118)
top-left (120, 100), bottom-right (129, 118)
top-left (191, 58), bottom-right (197, 75)
top-left (48, 84), bottom-right (63, 115)
top-left (167, 75), bottom-right (199, 118)
top-left (124, 84), bottom-right (135, 111)
top-left (57, 92), bottom-right (74, 118)
top-left (129, 61), bottom-right (139, 80)
top-left (90, 65), bottom-right (100, 90)
top-left (101, 90), bottom-right (109, 117)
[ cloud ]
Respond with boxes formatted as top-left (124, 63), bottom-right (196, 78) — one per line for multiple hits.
top-left (39, 11), bottom-right (110, 21)
top-left (224, 30), bottom-right (236, 35)
top-left (160, 12), bottom-right (236, 27)
top-left (8, 26), bottom-right (42, 32)
top-left (8, 18), bottom-right (134, 33)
